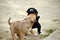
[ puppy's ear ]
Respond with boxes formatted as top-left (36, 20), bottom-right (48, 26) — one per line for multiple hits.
top-left (36, 16), bottom-right (40, 19)
top-left (37, 16), bottom-right (40, 19)
top-left (36, 16), bottom-right (40, 21)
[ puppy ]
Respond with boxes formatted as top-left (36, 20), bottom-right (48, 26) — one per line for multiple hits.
top-left (32, 16), bottom-right (41, 34)
top-left (27, 8), bottom-right (41, 34)
top-left (8, 8), bottom-right (38, 40)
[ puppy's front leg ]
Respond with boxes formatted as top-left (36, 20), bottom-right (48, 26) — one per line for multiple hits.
top-left (30, 28), bottom-right (35, 35)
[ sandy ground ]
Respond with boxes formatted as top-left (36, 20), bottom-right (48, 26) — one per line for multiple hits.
top-left (0, 0), bottom-right (60, 40)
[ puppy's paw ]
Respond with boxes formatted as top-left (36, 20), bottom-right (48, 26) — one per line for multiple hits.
top-left (34, 33), bottom-right (38, 35)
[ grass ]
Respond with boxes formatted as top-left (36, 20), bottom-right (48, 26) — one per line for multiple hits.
top-left (41, 28), bottom-right (56, 38)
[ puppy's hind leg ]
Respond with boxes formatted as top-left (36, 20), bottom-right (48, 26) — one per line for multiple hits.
top-left (19, 32), bottom-right (25, 40)
top-left (10, 28), bottom-right (17, 40)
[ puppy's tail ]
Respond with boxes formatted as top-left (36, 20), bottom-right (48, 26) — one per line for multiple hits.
top-left (8, 17), bottom-right (12, 25)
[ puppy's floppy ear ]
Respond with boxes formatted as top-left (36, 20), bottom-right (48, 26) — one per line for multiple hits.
top-left (36, 16), bottom-right (40, 20)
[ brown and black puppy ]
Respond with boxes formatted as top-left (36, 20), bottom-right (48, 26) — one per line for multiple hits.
top-left (27, 8), bottom-right (41, 34)
top-left (8, 8), bottom-right (38, 40)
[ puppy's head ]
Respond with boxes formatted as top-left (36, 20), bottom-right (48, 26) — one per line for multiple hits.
top-left (26, 7), bottom-right (38, 15)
